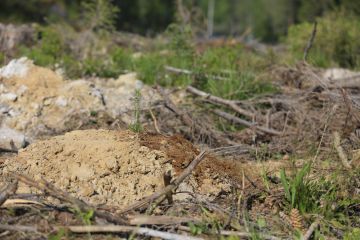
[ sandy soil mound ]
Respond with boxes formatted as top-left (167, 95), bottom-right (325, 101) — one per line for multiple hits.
top-left (2, 129), bottom-right (234, 206)
top-left (0, 58), bottom-right (159, 149)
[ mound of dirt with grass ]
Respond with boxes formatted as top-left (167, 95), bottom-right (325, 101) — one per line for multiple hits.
top-left (2, 129), bottom-right (234, 206)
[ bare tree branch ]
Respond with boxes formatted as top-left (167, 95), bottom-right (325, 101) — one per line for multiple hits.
top-left (187, 86), bottom-right (255, 119)
top-left (213, 109), bottom-right (281, 136)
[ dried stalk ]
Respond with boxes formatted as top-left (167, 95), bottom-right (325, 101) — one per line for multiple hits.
top-left (59, 225), bottom-right (202, 240)
top-left (149, 108), bottom-right (161, 134)
top-left (333, 131), bottom-right (352, 169)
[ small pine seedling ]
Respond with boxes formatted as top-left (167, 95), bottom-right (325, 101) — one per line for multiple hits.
top-left (129, 89), bottom-right (143, 133)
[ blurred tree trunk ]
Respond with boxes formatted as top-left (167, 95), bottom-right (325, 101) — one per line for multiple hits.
top-left (207, 0), bottom-right (215, 38)
top-left (288, 0), bottom-right (301, 26)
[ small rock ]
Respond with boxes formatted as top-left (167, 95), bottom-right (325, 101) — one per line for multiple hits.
top-left (8, 108), bottom-right (19, 117)
top-left (0, 57), bottom-right (31, 78)
top-left (43, 98), bottom-right (52, 106)
top-left (0, 84), bottom-right (7, 93)
top-left (68, 162), bottom-right (94, 181)
top-left (55, 96), bottom-right (67, 107)
top-left (89, 195), bottom-right (106, 205)
top-left (0, 92), bottom-right (17, 102)
top-left (79, 183), bottom-right (95, 197)
top-left (139, 146), bottom-right (149, 153)
top-left (16, 85), bottom-right (28, 96)
top-left (0, 126), bottom-right (27, 151)
top-left (104, 158), bottom-right (118, 171)
top-left (61, 178), bottom-right (70, 188)
top-left (0, 104), bottom-right (11, 114)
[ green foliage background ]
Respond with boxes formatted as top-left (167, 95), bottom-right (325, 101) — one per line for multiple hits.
top-left (2, 0), bottom-right (360, 99)
top-left (1, 0), bottom-right (359, 41)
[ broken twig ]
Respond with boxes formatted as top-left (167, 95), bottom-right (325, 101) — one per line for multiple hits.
top-left (303, 220), bottom-right (320, 240)
top-left (165, 65), bottom-right (228, 81)
top-left (0, 224), bottom-right (37, 233)
top-left (163, 170), bottom-right (173, 204)
top-left (0, 181), bottom-right (18, 206)
top-left (13, 173), bottom-right (127, 225)
top-left (213, 109), bottom-right (281, 136)
top-left (149, 108), bottom-right (161, 134)
top-left (187, 85), bottom-right (255, 119)
top-left (120, 150), bottom-right (207, 213)
top-left (128, 215), bottom-right (198, 225)
top-left (59, 225), bottom-right (202, 240)
top-left (333, 131), bottom-right (352, 169)
top-left (178, 226), bottom-right (281, 240)
top-left (303, 21), bottom-right (317, 61)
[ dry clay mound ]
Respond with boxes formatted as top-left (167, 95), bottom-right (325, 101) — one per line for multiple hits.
top-left (2, 129), bottom-right (234, 206)
top-left (0, 58), bottom-right (159, 146)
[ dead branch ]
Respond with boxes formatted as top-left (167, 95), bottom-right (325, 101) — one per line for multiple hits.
top-left (0, 230), bottom-right (10, 238)
top-left (157, 86), bottom-right (235, 145)
top-left (219, 230), bottom-right (281, 240)
top-left (1, 199), bottom-right (45, 208)
top-left (157, 86), bottom-right (193, 126)
top-left (59, 225), bottom-right (202, 240)
top-left (333, 131), bottom-right (352, 169)
top-left (0, 181), bottom-right (18, 206)
top-left (266, 109), bottom-right (271, 128)
top-left (303, 220), bottom-right (319, 240)
top-left (165, 65), bottom-right (193, 75)
top-left (149, 108), bottom-right (161, 134)
top-left (187, 86), bottom-right (255, 119)
top-left (177, 226), bottom-right (281, 240)
top-left (0, 224), bottom-right (37, 233)
top-left (128, 215), bottom-right (198, 225)
top-left (303, 21), bottom-right (317, 61)
top-left (165, 65), bottom-right (228, 81)
top-left (13, 174), bottom-right (128, 225)
top-left (119, 151), bottom-right (207, 214)
top-left (213, 109), bottom-right (281, 136)
top-left (14, 174), bottom-right (88, 210)
top-left (1, 224), bottom-right (201, 240)
top-left (163, 171), bottom-right (173, 204)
